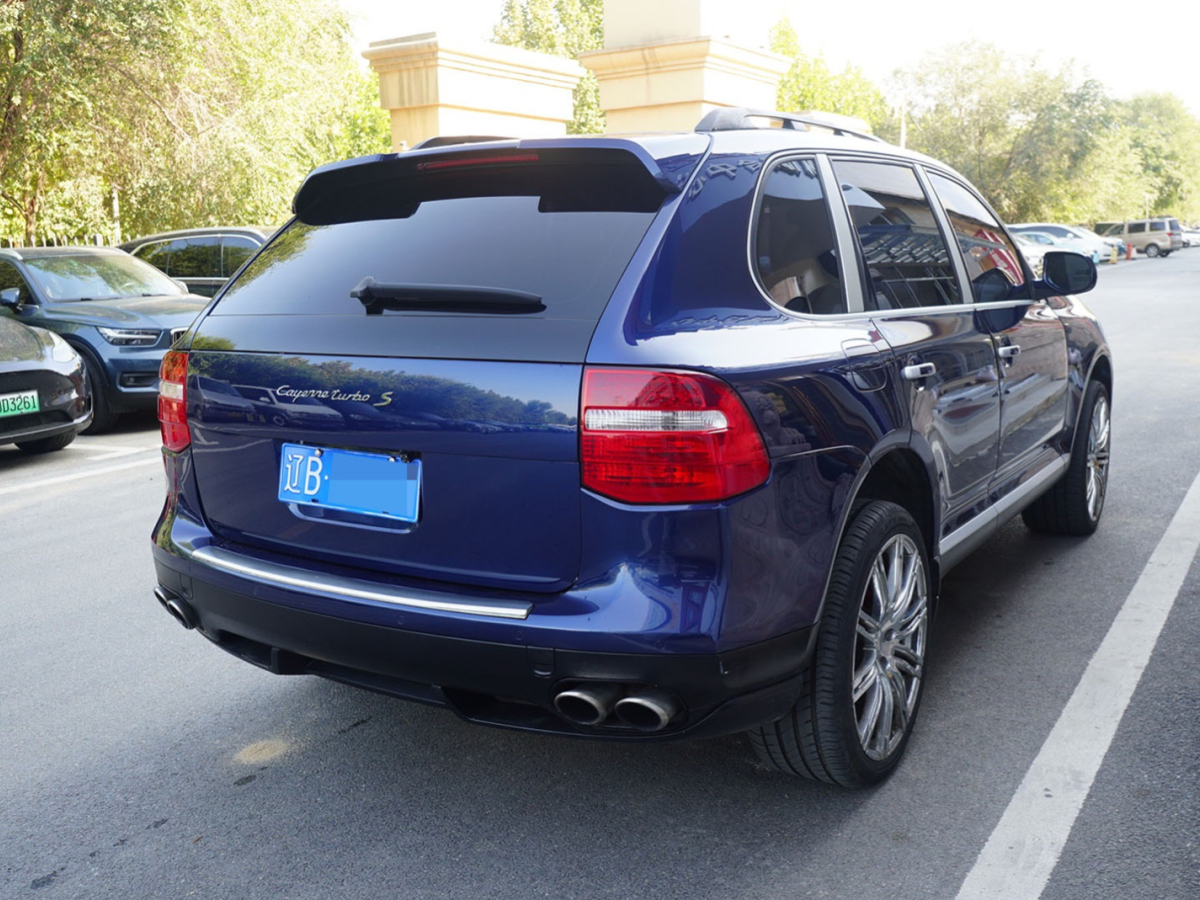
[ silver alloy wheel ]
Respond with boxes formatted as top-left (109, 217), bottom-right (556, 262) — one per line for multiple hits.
top-left (1086, 393), bottom-right (1111, 522)
top-left (852, 533), bottom-right (928, 761)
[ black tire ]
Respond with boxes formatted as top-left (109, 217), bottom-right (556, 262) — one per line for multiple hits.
top-left (1145, 243), bottom-right (1160, 258)
top-left (750, 501), bottom-right (931, 787)
top-left (15, 431), bottom-right (76, 453)
top-left (1021, 380), bottom-right (1110, 536)
top-left (78, 351), bottom-right (118, 434)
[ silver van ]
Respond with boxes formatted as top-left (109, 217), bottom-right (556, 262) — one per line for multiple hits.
top-left (1097, 218), bottom-right (1183, 257)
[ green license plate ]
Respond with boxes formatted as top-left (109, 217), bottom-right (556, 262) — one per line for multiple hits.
top-left (0, 389), bottom-right (39, 418)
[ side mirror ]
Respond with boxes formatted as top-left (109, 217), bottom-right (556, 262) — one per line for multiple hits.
top-left (1038, 251), bottom-right (1097, 297)
top-left (0, 286), bottom-right (20, 309)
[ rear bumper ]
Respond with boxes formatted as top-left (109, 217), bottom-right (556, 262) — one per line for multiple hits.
top-left (152, 545), bottom-right (814, 741)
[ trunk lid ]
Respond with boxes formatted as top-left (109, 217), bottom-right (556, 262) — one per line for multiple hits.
top-left (184, 139), bottom-right (703, 592)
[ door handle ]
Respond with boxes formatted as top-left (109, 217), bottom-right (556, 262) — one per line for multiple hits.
top-left (902, 362), bottom-right (937, 381)
top-left (998, 345), bottom-right (1021, 359)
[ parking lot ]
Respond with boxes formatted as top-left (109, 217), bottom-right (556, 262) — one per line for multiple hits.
top-left (2, 254), bottom-right (1198, 899)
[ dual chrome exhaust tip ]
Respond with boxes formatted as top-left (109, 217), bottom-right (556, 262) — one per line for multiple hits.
top-left (154, 586), bottom-right (198, 631)
top-left (553, 683), bottom-right (683, 732)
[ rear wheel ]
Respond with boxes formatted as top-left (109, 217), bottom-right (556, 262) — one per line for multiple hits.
top-left (1145, 243), bottom-right (1161, 258)
top-left (750, 501), bottom-right (930, 787)
top-left (1022, 380), bottom-right (1110, 536)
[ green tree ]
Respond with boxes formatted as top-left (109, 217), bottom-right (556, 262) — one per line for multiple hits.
top-left (770, 19), bottom-right (886, 129)
top-left (0, 0), bottom-right (391, 244)
top-left (492, 0), bottom-right (604, 134)
top-left (893, 42), bottom-right (1153, 224)
top-left (0, 0), bottom-right (179, 242)
top-left (108, 0), bottom-right (392, 238)
top-left (1119, 93), bottom-right (1200, 220)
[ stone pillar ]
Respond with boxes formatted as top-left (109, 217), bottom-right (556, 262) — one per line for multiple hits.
top-left (364, 32), bottom-right (586, 151)
top-left (579, 0), bottom-right (789, 134)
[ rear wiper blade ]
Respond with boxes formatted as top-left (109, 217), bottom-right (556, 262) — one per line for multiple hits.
top-left (350, 277), bottom-right (544, 315)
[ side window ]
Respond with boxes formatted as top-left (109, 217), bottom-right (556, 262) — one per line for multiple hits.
top-left (168, 237), bottom-right (220, 278)
top-left (1149, 220), bottom-right (1166, 232)
top-left (754, 157), bottom-right (844, 315)
top-left (1129, 222), bottom-right (1146, 234)
top-left (832, 159), bottom-right (961, 309)
top-left (136, 241), bottom-right (172, 272)
top-left (929, 172), bottom-right (1026, 303)
top-left (221, 236), bottom-right (258, 277)
top-left (0, 260), bottom-right (33, 303)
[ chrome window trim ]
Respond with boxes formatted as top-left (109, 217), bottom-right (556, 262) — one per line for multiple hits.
top-left (742, 150), bottom-right (1035, 323)
top-left (190, 545), bottom-right (533, 620)
top-left (817, 153), bottom-right (866, 314)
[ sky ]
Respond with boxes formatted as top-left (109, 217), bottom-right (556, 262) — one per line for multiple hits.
top-left (340, 0), bottom-right (1200, 117)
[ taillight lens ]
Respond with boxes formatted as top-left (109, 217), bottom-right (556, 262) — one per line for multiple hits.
top-left (158, 350), bottom-right (189, 452)
top-left (581, 368), bottom-right (770, 504)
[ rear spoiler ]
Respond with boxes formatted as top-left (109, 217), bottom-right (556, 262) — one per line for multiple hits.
top-left (293, 136), bottom-right (707, 226)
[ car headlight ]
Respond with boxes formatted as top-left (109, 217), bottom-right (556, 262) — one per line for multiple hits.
top-left (98, 327), bottom-right (162, 346)
top-left (47, 331), bottom-right (80, 363)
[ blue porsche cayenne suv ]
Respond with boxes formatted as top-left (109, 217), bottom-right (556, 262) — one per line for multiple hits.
top-left (151, 110), bottom-right (1112, 787)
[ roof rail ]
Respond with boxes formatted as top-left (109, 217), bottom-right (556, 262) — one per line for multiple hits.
top-left (695, 108), bottom-right (883, 143)
top-left (410, 135), bottom-right (516, 150)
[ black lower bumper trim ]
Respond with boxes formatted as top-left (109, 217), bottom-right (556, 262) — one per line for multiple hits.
top-left (155, 558), bottom-right (814, 741)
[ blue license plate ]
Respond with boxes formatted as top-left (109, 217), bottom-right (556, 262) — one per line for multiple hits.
top-left (278, 443), bottom-right (421, 523)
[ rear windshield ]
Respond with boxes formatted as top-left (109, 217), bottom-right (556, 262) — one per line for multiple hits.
top-left (213, 160), bottom-right (661, 326)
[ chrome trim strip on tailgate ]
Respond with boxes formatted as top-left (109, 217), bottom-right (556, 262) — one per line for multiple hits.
top-left (191, 545), bottom-right (533, 620)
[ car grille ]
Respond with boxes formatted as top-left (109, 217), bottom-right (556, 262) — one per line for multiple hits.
top-left (170, 328), bottom-right (187, 346)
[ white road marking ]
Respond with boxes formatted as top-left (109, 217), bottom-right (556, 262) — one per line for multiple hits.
top-left (68, 444), bottom-right (159, 461)
top-left (955, 469), bottom-right (1200, 899)
top-left (0, 454), bottom-right (160, 497)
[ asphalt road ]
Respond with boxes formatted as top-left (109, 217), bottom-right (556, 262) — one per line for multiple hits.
top-left (2, 253), bottom-right (1198, 899)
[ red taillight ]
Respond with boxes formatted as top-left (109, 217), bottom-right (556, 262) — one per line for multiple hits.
top-left (158, 350), bottom-right (189, 452)
top-left (416, 152), bottom-right (540, 171)
top-left (581, 368), bottom-right (770, 504)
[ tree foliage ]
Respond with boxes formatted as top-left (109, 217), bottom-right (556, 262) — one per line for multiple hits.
top-left (892, 42), bottom-right (1200, 223)
top-left (492, 0), bottom-right (604, 134)
top-left (0, 0), bottom-right (390, 244)
top-left (770, 19), bottom-right (886, 129)
top-left (1119, 93), bottom-right (1200, 218)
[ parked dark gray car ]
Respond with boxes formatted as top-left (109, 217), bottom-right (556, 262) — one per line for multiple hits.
top-left (0, 247), bottom-right (208, 432)
top-left (0, 316), bottom-right (91, 451)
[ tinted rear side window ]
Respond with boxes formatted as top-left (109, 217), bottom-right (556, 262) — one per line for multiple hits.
top-left (221, 237), bottom-right (259, 277)
top-left (137, 241), bottom-right (171, 270)
top-left (1150, 220), bottom-right (1166, 232)
top-left (755, 157), bottom-right (843, 315)
top-left (168, 238), bottom-right (220, 278)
